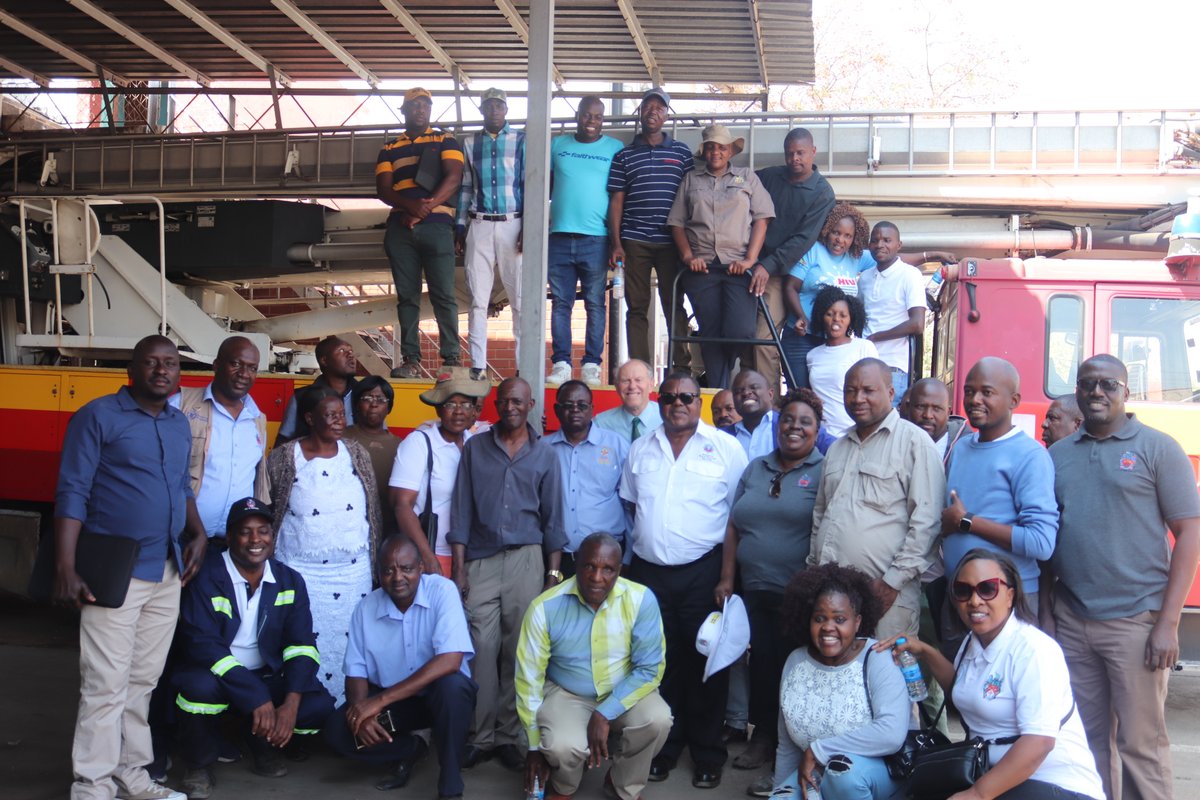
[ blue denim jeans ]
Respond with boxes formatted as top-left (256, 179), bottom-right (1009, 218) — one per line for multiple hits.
top-left (774, 758), bottom-right (905, 800)
top-left (890, 367), bottom-right (910, 408)
top-left (548, 233), bottom-right (608, 365)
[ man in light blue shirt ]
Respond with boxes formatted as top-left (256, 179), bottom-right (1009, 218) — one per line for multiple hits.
top-left (727, 369), bottom-right (778, 460)
top-left (546, 382), bottom-right (630, 576)
top-left (174, 336), bottom-right (269, 543)
top-left (325, 537), bottom-right (476, 797)
top-left (594, 359), bottom-right (661, 443)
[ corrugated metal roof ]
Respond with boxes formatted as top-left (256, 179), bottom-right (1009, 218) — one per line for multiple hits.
top-left (0, 0), bottom-right (813, 86)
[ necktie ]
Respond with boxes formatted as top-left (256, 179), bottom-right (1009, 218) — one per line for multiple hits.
top-left (631, 417), bottom-right (644, 442)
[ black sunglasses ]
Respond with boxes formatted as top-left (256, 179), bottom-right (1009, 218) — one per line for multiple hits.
top-left (1076, 377), bottom-right (1126, 394)
top-left (657, 392), bottom-right (699, 406)
top-left (768, 472), bottom-right (784, 498)
top-left (951, 578), bottom-right (1011, 602)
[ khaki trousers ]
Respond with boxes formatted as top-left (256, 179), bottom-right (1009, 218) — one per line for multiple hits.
top-left (538, 683), bottom-right (672, 800)
top-left (72, 561), bottom-right (180, 800)
top-left (621, 239), bottom-right (691, 370)
top-left (753, 275), bottom-right (786, 395)
top-left (875, 600), bottom-right (920, 643)
top-left (465, 544), bottom-right (542, 749)
top-left (1054, 602), bottom-right (1173, 800)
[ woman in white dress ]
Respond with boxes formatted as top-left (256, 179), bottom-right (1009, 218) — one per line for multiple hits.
top-left (805, 285), bottom-right (878, 439)
top-left (267, 387), bottom-right (382, 705)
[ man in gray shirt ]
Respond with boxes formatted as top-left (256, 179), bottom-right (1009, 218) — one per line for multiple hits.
top-left (1044, 354), bottom-right (1200, 800)
top-left (448, 377), bottom-right (566, 772)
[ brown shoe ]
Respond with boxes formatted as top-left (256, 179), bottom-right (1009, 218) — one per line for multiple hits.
top-left (390, 361), bottom-right (422, 379)
top-left (732, 737), bottom-right (774, 770)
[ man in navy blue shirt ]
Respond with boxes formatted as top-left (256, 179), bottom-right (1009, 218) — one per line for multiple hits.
top-left (55, 334), bottom-right (207, 800)
top-left (607, 88), bottom-right (695, 373)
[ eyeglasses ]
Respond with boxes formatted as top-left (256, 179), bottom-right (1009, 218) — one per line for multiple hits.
top-left (1076, 377), bottom-right (1126, 394)
top-left (768, 472), bottom-right (784, 498)
top-left (556, 401), bottom-right (592, 412)
top-left (359, 395), bottom-right (389, 405)
top-left (657, 392), bottom-right (699, 406)
top-left (440, 401), bottom-right (476, 411)
top-left (951, 578), bottom-right (1011, 602)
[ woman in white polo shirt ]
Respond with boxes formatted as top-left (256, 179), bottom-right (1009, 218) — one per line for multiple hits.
top-left (879, 549), bottom-right (1104, 800)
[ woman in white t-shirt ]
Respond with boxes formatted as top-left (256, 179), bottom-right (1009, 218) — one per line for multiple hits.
top-left (805, 285), bottom-right (878, 438)
top-left (877, 549), bottom-right (1104, 800)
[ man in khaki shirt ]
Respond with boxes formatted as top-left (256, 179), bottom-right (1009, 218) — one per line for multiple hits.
top-left (809, 358), bottom-right (944, 639)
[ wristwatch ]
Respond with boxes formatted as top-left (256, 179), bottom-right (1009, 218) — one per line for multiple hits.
top-left (546, 570), bottom-right (564, 582)
top-left (959, 513), bottom-right (974, 533)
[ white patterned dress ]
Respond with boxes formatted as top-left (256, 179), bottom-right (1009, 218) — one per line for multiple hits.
top-left (275, 441), bottom-right (373, 706)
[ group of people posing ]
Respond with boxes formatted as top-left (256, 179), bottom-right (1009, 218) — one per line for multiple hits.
top-left (376, 85), bottom-right (950, 395)
top-left (52, 326), bottom-right (1198, 800)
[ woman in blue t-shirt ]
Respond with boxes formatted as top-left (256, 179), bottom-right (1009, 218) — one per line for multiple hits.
top-left (780, 202), bottom-right (874, 388)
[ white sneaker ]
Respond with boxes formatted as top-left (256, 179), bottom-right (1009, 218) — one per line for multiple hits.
top-left (117, 780), bottom-right (187, 800)
top-left (546, 361), bottom-right (572, 385)
top-left (581, 363), bottom-right (602, 387)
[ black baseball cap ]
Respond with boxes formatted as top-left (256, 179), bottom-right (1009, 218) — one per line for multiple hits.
top-left (225, 497), bottom-right (273, 532)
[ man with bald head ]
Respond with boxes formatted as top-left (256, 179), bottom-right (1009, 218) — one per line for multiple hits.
top-left (938, 357), bottom-right (1057, 652)
top-left (448, 377), bottom-right (567, 771)
top-left (909, 377), bottom-right (968, 470)
top-left (594, 359), bottom-right (662, 442)
top-left (55, 334), bottom-right (206, 800)
top-left (1041, 393), bottom-right (1082, 446)
top-left (809, 358), bottom-right (944, 640)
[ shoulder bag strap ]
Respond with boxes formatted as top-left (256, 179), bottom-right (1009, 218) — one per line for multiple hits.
top-left (417, 431), bottom-right (436, 549)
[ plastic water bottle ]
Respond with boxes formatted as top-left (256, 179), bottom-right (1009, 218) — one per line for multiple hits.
top-left (612, 260), bottom-right (625, 300)
top-left (925, 268), bottom-right (945, 303)
top-left (895, 637), bottom-right (929, 702)
top-left (526, 775), bottom-right (544, 800)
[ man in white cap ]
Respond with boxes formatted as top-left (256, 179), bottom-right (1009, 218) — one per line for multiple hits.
top-left (619, 372), bottom-right (747, 789)
top-left (607, 88), bottom-right (695, 374)
top-left (517, 533), bottom-right (670, 800)
top-left (457, 87), bottom-right (525, 377)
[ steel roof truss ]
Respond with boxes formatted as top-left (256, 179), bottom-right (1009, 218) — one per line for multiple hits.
top-left (378, 0), bottom-right (471, 85)
top-left (271, 0), bottom-right (381, 88)
top-left (64, 0), bottom-right (212, 86)
top-left (162, 0), bottom-right (292, 88)
top-left (0, 56), bottom-right (50, 88)
top-left (0, 8), bottom-right (130, 86)
top-left (614, 0), bottom-right (662, 85)
top-left (492, 0), bottom-right (566, 86)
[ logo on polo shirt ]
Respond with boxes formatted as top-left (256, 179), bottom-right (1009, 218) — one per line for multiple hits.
top-left (797, 473), bottom-right (812, 488)
top-left (598, 447), bottom-right (612, 466)
top-left (983, 674), bottom-right (1003, 700)
top-left (1119, 451), bottom-right (1137, 471)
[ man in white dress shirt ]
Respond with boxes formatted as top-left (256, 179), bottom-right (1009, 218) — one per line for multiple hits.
top-left (619, 372), bottom-right (748, 789)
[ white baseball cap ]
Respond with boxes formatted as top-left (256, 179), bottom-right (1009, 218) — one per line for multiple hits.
top-left (695, 594), bottom-right (750, 682)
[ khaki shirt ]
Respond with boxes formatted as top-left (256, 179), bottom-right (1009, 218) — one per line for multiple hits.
top-left (809, 409), bottom-right (945, 611)
top-left (666, 165), bottom-right (775, 264)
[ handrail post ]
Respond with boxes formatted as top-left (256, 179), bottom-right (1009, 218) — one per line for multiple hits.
top-left (18, 201), bottom-right (32, 339)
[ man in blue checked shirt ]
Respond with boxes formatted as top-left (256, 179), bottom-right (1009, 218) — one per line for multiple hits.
top-left (546, 381), bottom-right (630, 577)
top-left (457, 87), bottom-right (525, 375)
top-left (517, 533), bottom-right (670, 800)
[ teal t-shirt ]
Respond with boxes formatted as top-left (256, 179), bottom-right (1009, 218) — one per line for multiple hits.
top-left (787, 241), bottom-right (876, 321)
top-left (550, 134), bottom-right (625, 236)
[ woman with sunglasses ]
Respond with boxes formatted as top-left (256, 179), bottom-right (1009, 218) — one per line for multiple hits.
top-left (876, 549), bottom-right (1104, 800)
top-left (715, 389), bottom-right (825, 786)
top-left (344, 376), bottom-right (401, 535)
top-left (771, 562), bottom-right (910, 800)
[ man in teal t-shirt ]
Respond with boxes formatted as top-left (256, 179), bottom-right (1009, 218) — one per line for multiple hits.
top-left (546, 96), bottom-right (626, 389)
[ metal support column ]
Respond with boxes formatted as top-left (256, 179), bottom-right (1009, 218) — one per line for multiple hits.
top-left (520, 0), bottom-right (555, 429)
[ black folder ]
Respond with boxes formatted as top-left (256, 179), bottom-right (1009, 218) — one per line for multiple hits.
top-left (414, 145), bottom-right (442, 193)
top-left (28, 532), bottom-right (141, 609)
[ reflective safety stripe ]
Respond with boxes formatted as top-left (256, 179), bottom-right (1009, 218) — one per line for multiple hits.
top-left (293, 728), bottom-right (320, 735)
top-left (282, 645), bottom-right (319, 663)
top-left (210, 655), bottom-right (242, 676)
top-left (274, 590), bottom-right (296, 606)
top-left (211, 596), bottom-right (233, 618)
top-left (176, 694), bottom-right (228, 715)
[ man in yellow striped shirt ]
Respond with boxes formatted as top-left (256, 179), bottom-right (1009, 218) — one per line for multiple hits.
top-left (516, 533), bottom-right (671, 800)
top-left (375, 87), bottom-right (465, 378)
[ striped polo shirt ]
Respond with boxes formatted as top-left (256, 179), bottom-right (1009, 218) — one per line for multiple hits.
top-left (375, 127), bottom-right (464, 227)
top-left (607, 133), bottom-right (694, 244)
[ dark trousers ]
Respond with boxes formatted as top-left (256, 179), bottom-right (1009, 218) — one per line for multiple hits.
top-left (631, 549), bottom-right (728, 772)
top-left (996, 779), bottom-right (1098, 800)
top-left (324, 673), bottom-right (477, 797)
top-left (681, 266), bottom-right (758, 390)
top-left (779, 329), bottom-right (823, 389)
top-left (622, 239), bottom-right (691, 370)
top-left (384, 217), bottom-right (459, 362)
top-left (744, 590), bottom-right (788, 740)
top-left (173, 667), bottom-right (334, 769)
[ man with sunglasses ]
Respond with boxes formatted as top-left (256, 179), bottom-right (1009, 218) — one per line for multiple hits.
top-left (1043, 354), bottom-right (1200, 800)
top-left (619, 373), bottom-right (748, 789)
top-left (546, 381), bottom-right (630, 577)
top-left (938, 358), bottom-right (1058, 657)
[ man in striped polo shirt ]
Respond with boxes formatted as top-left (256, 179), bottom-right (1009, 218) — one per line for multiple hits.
top-left (376, 87), bottom-right (465, 378)
top-left (516, 533), bottom-right (670, 800)
top-left (607, 88), bottom-right (694, 374)
top-left (456, 87), bottom-right (525, 377)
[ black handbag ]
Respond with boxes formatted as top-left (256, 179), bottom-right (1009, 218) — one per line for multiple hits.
top-left (860, 647), bottom-right (953, 783)
top-left (417, 431), bottom-right (439, 551)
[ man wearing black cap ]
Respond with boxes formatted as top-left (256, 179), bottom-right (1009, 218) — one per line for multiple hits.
top-left (377, 87), bottom-right (466, 378)
top-left (172, 498), bottom-right (334, 799)
top-left (607, 88), bottom-right (695, 374)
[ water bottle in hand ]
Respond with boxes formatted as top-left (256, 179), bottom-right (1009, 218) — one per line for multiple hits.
top-left (612, 260), bottom-right (625, 300)
top-left (527, 775), bottom-right (544, 800)
top-left (895, 637), bottom-right (929, 702)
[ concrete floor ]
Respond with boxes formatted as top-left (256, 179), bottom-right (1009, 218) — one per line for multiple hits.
top-left (2, 597), bottom-right (1197, 800)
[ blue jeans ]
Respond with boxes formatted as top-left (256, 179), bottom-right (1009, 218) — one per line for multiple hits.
top-left (774, 758), bottom-right (905, 800)
top-left (548, 233), bottom-right (608, 365)
top-left (890, 367), bottom-right (910, 408)
top-left (780, 329), bottom-right (823, 389)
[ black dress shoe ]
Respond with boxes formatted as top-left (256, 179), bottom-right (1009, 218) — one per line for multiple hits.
top-left (462, 744), bottom-right (491, 769)
top-left (692, 768), bottom-right (722, 789)
top-left (721, 724), bottom-right (749, 744)
top-left (374, 737), bottom-right (428, 791)
top-left (494, 743), bottom-right (525, 772)
top-left (648, 755), bottom-right (675, 782)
